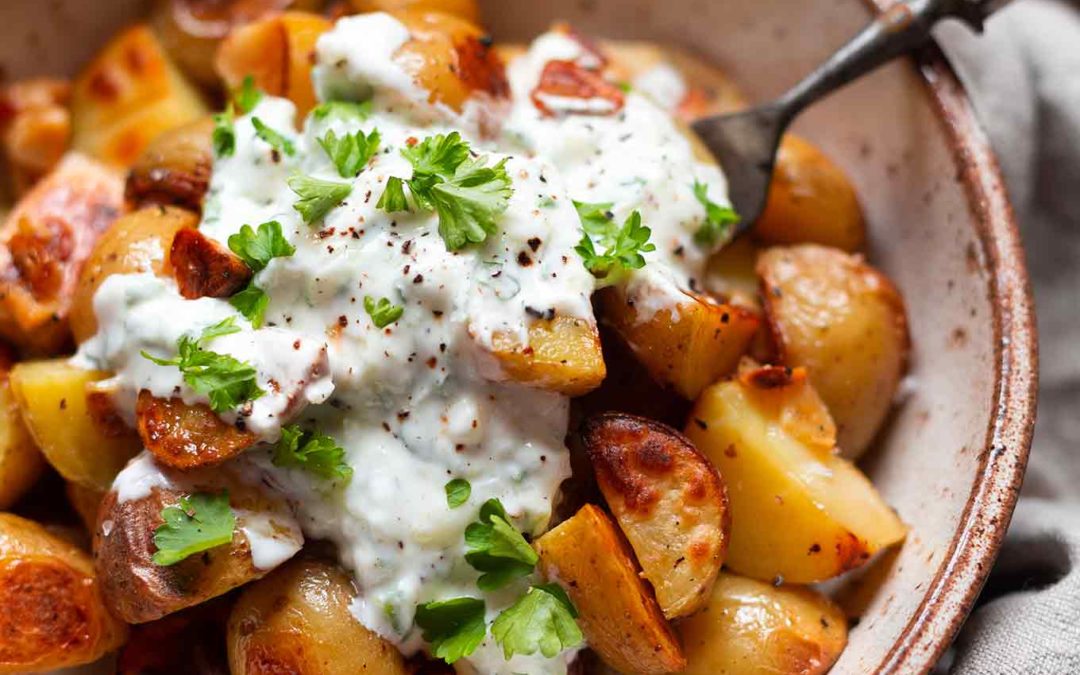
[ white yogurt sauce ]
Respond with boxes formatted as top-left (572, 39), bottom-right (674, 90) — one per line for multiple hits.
top-left (79, 14), bottom-right (732, 674)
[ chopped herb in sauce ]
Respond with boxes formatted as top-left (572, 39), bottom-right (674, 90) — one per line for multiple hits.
top-left (691, 179), bottom-right (740, 247)
top-left (272, 424), bottom-right (353, 482)
top-left (364, 295), bottom-right (404, 328)
top-left (574, 208), bottom-right (656, 283)
top-left (252, 117), bottom-right (296, 157)
top-left (445, 478), bottom-right (471, 508)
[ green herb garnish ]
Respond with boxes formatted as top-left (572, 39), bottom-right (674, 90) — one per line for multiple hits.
top-left (227, 221), bottom-right (296, 273)
top-left (491, 584), bottom-right (583, 659)
top-left (691, 180), bottom-right (740, 247)
top-left (414, 597), bottom-right (488, 664)
top-left (364, 295), bottom-right (404, 328)
top-left (464, 498), bottom-right (538, 591)
top-left (445, 478), bottom-right (471, 509)
top-left (288, 174), bottom-right (352, 224)
top-left (574, 208), bottom-right (655, 283)
top-left (252, 117), bottom-right (296, 157)
top-left (319, 128), bottom-right (381, 178)
top-left (272, 424), bottom-right (353, 482)
top-left (312, 100), bottom-right (372, 122)
top-left (152, 491), bottom-right (235, 566)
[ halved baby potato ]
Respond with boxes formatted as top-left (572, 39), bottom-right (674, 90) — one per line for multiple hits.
top-left (0, 513), bottom-right (128, 673)
top-left (677, 572), bottom-right (847, 675)
top-left (685, 363), bottom-right (906, 584)
top-left (582, 412), bottom-right (728, 619)
top-left (136, 391), bottom-right (257, 469)
top-left (758, 244), bottom-right (909, 458)
top-left (484, 315), bottom-right (606, 397)
top-left (228, 557), bottom-right (408, 675)
top-left (125, 116), bottom-right (213, 211)
top-left (534, 503), bottom-right (686, 675)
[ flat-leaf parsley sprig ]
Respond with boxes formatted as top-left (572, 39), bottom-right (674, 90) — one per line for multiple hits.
top-left (491, 583), bottom-right (583, 659)
top-left (226, 220), bottom-right (296, 327)
top-left (141, 317), bottom-right (264, 413)
top-left (152, 491), bottom-right (236, 566)
top-left (691, 179), bottom-right (740, 247)
top-left (289, 174), bottom-right (353, 224)
top-left (414, 597), bottom-right (488, 664)
top-left (376, 131), bottom-right (513, 251)
top-left (212, 76), bottom-right (264, 158)
top-left (320, 128), bottom-right (381, 178)
top-left (464, 498), bottom-right (538, 591)
top-left (573, 201), bottom-right (656, 284)
top-left (272, 424), bottom-right (353, 483)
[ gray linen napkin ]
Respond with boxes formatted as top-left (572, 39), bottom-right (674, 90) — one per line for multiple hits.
top-left (935, 1), bottom-right (1080, 672)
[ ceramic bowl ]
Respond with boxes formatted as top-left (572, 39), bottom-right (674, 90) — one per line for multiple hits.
top-left (0, 0), bottom-right (1037, 672)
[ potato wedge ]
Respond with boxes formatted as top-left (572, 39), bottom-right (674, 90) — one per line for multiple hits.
top-left (703, 234), bottom-right (760, 311)
top-left (598, 285), bottom-right (759, 400)
top-left (71, 25), bottom-right (208, 168)
top-left (125, 116), bottom-right (213, 211)
top-left (534, 504), bottom-right (686, 675)
top-left (95, 454), bottom-right (303, 623)
top-left (70, 205), bottom-right (198, 344)
top-left (685, 365), bottom-right (906, 584)
top-left (137, 391), bottom-right (257, 469)
top-left (9, 359), bottom-right (141, 491)
top-left (582, 413), bottom-right (728, 619)
top-left (216, 12), bottom-right (332, 119)
top-left (678, 572), bottom-right (847, 675)
top-left (0, 79), bottom-right (72, 196)
top-left (758, 244), bottom-right (909, 458)
top-left (0, 363), bottom-right (44, 510)
top-left (228, 557), bottom-right (408, 675)
top-left (118, 594), bottom-right (233, 675)
top-left (754, 135), bottom-right (865, 253)
top-left (0, 153), bottom-right (124, 354)
top-left (0, 513), bottom-right (128, 673)
top-left (484, 315), bottom-right (606, 397)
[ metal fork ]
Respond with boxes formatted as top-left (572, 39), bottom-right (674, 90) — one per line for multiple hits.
top-left (692, 0), bottom-right (1011, 229)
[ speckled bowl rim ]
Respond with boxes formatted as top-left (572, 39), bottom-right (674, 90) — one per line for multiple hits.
top-left (861, 7), bottom-right (1039, 673)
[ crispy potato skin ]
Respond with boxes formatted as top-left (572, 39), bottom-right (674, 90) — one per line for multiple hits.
top-left (685, 365), bottom-right (906, 584)
top-left (758, 244), bottom-right (910, 458)
top-left (70, 205), bottom-right (197, 344)
top-left (677, 572), bottom-right (847, 675)
top-left (126, 116), bottom-right (213, 211)
top-left (0, 153), bottom-right (124, 355)
top-left (0, 513), bottom-right (128, 673)
top-left (0, 364), bottom-right (44, 510)
top-left (65, 481), bottom-right (106, 534)
top-left (598, 286), bottom-right (760, 400)
top-left (228, 558), bottom-right (408, 675)
top-left (486, 316), bottom-right (606, 397)
top-left (348, 0), bottom-right (480, 22)
top-left (136, 391), bottom-right (257, 469)
top-left (71, 25), bottom-right (208, 168)
top-left (0, 79), bottom-right (72, 196)
top-left (754, 135), bottom-right (866, 253)
top-left (535, 504), bottom-right (686, 675)
top-left (9, 359), bottom-right (141, 491)
top-left (582, 413), bottom-right (728, 619)
top-left (118, 594), bottom-right (233, 675)
top-left (170, 227), bottom-right (252, 299)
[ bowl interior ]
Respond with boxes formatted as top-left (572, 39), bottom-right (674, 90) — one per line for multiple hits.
top-left (0, 0), bottom-right (1033, 672)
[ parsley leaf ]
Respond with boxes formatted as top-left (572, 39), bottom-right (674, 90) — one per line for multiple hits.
top-left (319, 128), bottom-right (381, 178)
top-left (141, 317), bottom-right (264, 413)
top-left (229, 283), bottom-right (269, 328)
top-left (414, 597), bottom-right (487, 664)
top-left (691, 180), bottom-right (740, 247)
top-left (574, 209), bottom-right (656, 283)
top-left (573, 200), bottom-right (615, 235)
top-left (491, 584), bottom-right (583, 659)
top-left (364, 295), bottom-right (404, 328)
top-left (464, 498), bottom-right (538, 591)
top-left (445, 478), bottom-right (471, 509)
top-left (377, 132), bottom-right (513, 250)
top-left (227, 221), bottom-right (296, 273)
top-left (212, 111), bottom-right (236, 158)
top-left (272, 424), bottom-right (353, 482)
top-left (288, 174), bottom-right (352, 224)
top-left (312, 100), bottom-right (372, 122)
top-left (152, 491), bottom-right (236, 566)
top-left (234, 75), bottom-right (263, 115)
top-left (252, 117), bottom-right (296, 157)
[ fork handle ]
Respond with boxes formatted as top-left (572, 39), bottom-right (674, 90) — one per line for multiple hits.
top-left (778, 0), bottom-right (1011, 119)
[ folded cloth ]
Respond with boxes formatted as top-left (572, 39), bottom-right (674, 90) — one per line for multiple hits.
top-left (934, 1), bottom-right (1080, 672)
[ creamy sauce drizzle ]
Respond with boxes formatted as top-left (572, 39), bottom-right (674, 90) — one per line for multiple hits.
top-left (78, 14), bottom-right (732, 674)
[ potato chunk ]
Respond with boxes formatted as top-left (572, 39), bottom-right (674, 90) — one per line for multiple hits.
top-left (136, 391), bottom-right (257, 469)
top-left (0, 79), bottom-right (72, 196)
top-left (71, 25), bottom-right (208, 168)
top-left (485, 316), bottom-right (606, 396)
top-left (125, 116), bottom-right (213, 211)
top-left (758, 244), bottom-right (909, 458)
top-left (0, 357), bottom-right (44, 510)
top-left (0, 513), bottom-right (128, 673)
top-left (117, 594), bottom-right (233, 675)
top-left (582, 413), bottom-right (728, 619)
top-left (534, 504), bottom-right (686, 674)
top-left (678, 572), bottom-right (847, 675)
top-left (9, 359), bottom-right (140, 491)
top-left (598, 286), bottom-right (759, 400)
top-left (228, 557), bottom-right (408, 675)
top-left (350, 0), bottom-right (480, 21)
top-left (170, 227), bottom-right (252, 299)
top-left (685, 365), bottom-right (906, 584)
top-left (0, 153), bottom-right (124, 354)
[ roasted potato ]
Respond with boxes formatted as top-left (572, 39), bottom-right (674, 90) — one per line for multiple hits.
top-left (0, 153), bottom-right (124, 354)
top-left (534, 504), bottom-right (686, 675)
top-left (582, 413), bottom-right (728, 619)
top-left (216, 12), bottom-right (332, 119)
top-left (9, 359), bottom-right (141, 491)
top-left (704, 234), bottom-right (760, 311)
top-left (70, 205), bottom-right (198, 344)
top-left (126, 116), bottom-right (213, 211)
top-left (95, 457), bottom-right (303, 623)
top-left (71, 25), bottom-right (208, 168)
top-left (170, 227), bottom-right (252, 299)
top-left (348, 0), bottom-right (480, 23)
top-left (685, 364), bottom-right (907, 584)
top-left (677, 572), bottom-right (847, 675)
top-left (0, 79), bottom-right (72, 196)
top-left (118, 594), bottom-right (233, 675)
top-left (65, 481), bottom-right (106, 534)
top-left (754, 135), bottom-right (866, 253)
top-left (484, 315), bottom-right (606, 397)
top-left (598, 286), bottom-right (759, 400)
top-left (0, 513), bottom-right (128, 673)
top-left (758, 244), bottom-right (909, 458)
top-left (0, 357), bottom-right (44, 510)
top-left (228, 557), bottom-right (408, 675)
top-left (151, 0), bottom-right (324, 89)
top-left (137, 391), bottom-right (257, 469)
